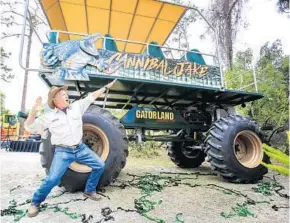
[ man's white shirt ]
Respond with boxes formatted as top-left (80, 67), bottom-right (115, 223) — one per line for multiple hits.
top-left (25, 93), bottom-right (95, 146)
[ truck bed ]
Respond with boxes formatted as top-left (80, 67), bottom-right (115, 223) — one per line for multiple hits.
top-left (40, 73), bottom-right (263, 110)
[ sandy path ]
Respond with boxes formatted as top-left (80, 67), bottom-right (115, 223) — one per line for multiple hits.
top-left (0, 150), bottom-right (289, 223)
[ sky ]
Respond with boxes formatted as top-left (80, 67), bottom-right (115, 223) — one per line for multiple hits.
top-left (0, 0), bottom-right (289, 113)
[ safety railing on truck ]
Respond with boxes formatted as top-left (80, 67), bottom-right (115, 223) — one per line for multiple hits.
top-left (224, 69), bottom-right (258, 92)
top-left (19, 0), bottom-right (258, 93)
top-left (40, 30), bottom-right (222, 88)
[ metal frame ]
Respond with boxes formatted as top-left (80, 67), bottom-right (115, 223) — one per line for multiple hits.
top-left (45, 29), bottom-right (218, 60)
top-left (156, 0), bottom-right (224, 88)
top-left (139, 2), bottom-right (165, 53)
top-left (57, 0), bottom-right (69, 40)
top-left (20, 0), bottom-right (218, 72)
top-left (27, 13), bottom-right (43, 44)
top-left (123, 0), bottom-right (140, 51)
top-left (142, 89), bottom-right (170, 108)
top-left (63, 80), bottom-right (262, 109)
top-left (122, 83), bottom-right (145, 109)
top-left (103, 88), bottom-right (110, 108)
top-left (20, 0), bottom-right (260, 93)
top-left (108, 0), bottom-right (113, 34)
top-left (19, 0), bottom-right (53, 72)
top-left (225, 69), bottom-right (259, 92)
top-left (130, 135), bottom-right (196, 142)
top-left (84, 0), bottom-right (89, 34)
top-left (252, 60), bottom-right (258, 92)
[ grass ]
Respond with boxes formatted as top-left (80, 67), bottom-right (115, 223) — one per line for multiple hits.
top-left (128, 141), bottom-right (165, 159)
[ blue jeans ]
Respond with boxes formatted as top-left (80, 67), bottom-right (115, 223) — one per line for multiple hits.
top-left (32, 143), bottom-right (105, 206)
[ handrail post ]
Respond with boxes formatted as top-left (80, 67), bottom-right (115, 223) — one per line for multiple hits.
top-left (19, 0), bottom-right (53, 73)
top-left (252, 58), bottom-right (258, 92)
top-left (19, 0), bottom-right (30, 71)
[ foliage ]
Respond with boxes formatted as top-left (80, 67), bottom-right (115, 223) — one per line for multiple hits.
top-left (226, 40), bottom-right (289, 129)
top-left (224, 48), bottom-right (254, 89)
top-left (129, 141), bottom-right (163, 158)
top-left (276, 0), bottom-right (289, 14)
top-left (108, 109), bottom-right (127, 119)
top-left (0, 47), bottom-right (14, 82)
top-left (108, 109), bottom-right (164, 158)
top-left (0, 91), bottom-right (10, 115)
top-left (1, 0), bottom-right (48, 135)
top-left (1, 0), bottom-right (48, 38)
top-left (166, 0), bottom-right (199, 58)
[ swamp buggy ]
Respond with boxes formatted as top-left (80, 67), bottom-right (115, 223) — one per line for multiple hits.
top-left (19, 0), bottom-right (269, 192)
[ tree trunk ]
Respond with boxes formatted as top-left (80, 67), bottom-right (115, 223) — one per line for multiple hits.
top-left (226, 15), bottom-right (233, 70)
top-left (224, 0), bottom-right (233, 70)
top-left (19, 26), bottom-right (33, 136)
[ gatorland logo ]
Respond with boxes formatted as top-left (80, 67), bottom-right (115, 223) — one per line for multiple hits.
top-left (136, 110), bottom-right (175, 121)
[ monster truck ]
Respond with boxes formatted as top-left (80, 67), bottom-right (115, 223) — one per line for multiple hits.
top-left (19, 0), bottom-right (269, 192)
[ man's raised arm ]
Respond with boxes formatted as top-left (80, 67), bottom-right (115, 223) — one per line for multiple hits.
top-left (24, 97), bottom-right (47, 133)
top-left (78, 79), bottom-right (118, 114)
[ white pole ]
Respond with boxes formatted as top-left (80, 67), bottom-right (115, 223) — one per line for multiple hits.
top-left (252, 55), bottom-right (258, 92)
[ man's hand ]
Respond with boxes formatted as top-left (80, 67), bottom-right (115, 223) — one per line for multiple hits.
top-left (32, 97), bottom-right (42, 113)
top-left (92, 79), bottom-right (118, 100)
top-left (105, 79), bottom-right (117, 89)
top-left (24, 96), bottom-right (42, 131)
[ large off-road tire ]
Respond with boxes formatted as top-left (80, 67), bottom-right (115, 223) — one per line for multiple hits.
top-left (39, 131), bottom-right (54, 175)
top-left (167, 141), bottom-right (206, 168)
top-left (40, 105), bottom-right (128, 192)
top-left (205, 115), bottom-right (269, 183)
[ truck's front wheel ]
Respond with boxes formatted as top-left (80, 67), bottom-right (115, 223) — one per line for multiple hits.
top-left (205, 115), bottom-right (269, 183)
top-left (40, 105), bottom-right (128, 192)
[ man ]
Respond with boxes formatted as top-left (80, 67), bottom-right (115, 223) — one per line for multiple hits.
top-left (24, 79), bottom-right (117, 217)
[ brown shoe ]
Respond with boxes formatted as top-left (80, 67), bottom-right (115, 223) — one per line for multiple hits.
top-left (27, 205), bottom-right (39, 217)
top-left (83, 192), bottom-right (102, 201)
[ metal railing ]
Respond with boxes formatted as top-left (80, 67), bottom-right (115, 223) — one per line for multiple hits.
top-left (45, 30), bottom-right (219, 64)
top-left (20, 0), bottom-right (262, 92)
top-left (19, 0), bottom-right (54, 73)
top-left (224, 68), bottom-right (258, 92)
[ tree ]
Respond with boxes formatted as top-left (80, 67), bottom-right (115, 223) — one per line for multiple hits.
top-left (258, 39), bottom-right (284, 69)
top-left (224, 48), bottom-right (254, 90)
top-left (0, 91), bottom-right (10, 115)
top-left (165, 0), bottom-right (199, 58)
top-left (226, 40), bottom-right (289, 128)
top-left (1, 0), bottom-right (48, 135)
top-left (276, 0), bottom-right (289, 14)
top-left (207, 0), bottom-right (248, 70)
top-left (0, 47), bottom-right (14, 82)
top-left (0, 46), bottom-right (14, 120)
top-left (225, 40), bottom-right (289, 151)
top-left (280, 56), bottom-right (289, 95)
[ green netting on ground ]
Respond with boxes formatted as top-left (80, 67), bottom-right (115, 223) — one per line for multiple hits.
top-left (1, 172), bottom-right (289, 222)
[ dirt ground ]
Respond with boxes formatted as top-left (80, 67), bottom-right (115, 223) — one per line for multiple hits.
top-left (0, 149), bottom-right (289, 223)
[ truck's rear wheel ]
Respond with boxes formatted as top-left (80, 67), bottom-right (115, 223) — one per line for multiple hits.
top-left (40, 105), bottom-right (128, 192)
top-left (167, 141), bottom-right (205, 168)
top-left (205, 115), bottom-right (269, 183)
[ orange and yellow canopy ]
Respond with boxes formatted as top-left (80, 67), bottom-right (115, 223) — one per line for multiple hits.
top-left (40, 0), bottom-right (187, 53)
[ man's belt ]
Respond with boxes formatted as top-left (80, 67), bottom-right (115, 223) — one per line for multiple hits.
top-left (56, 141), bottom-right (82, 149)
